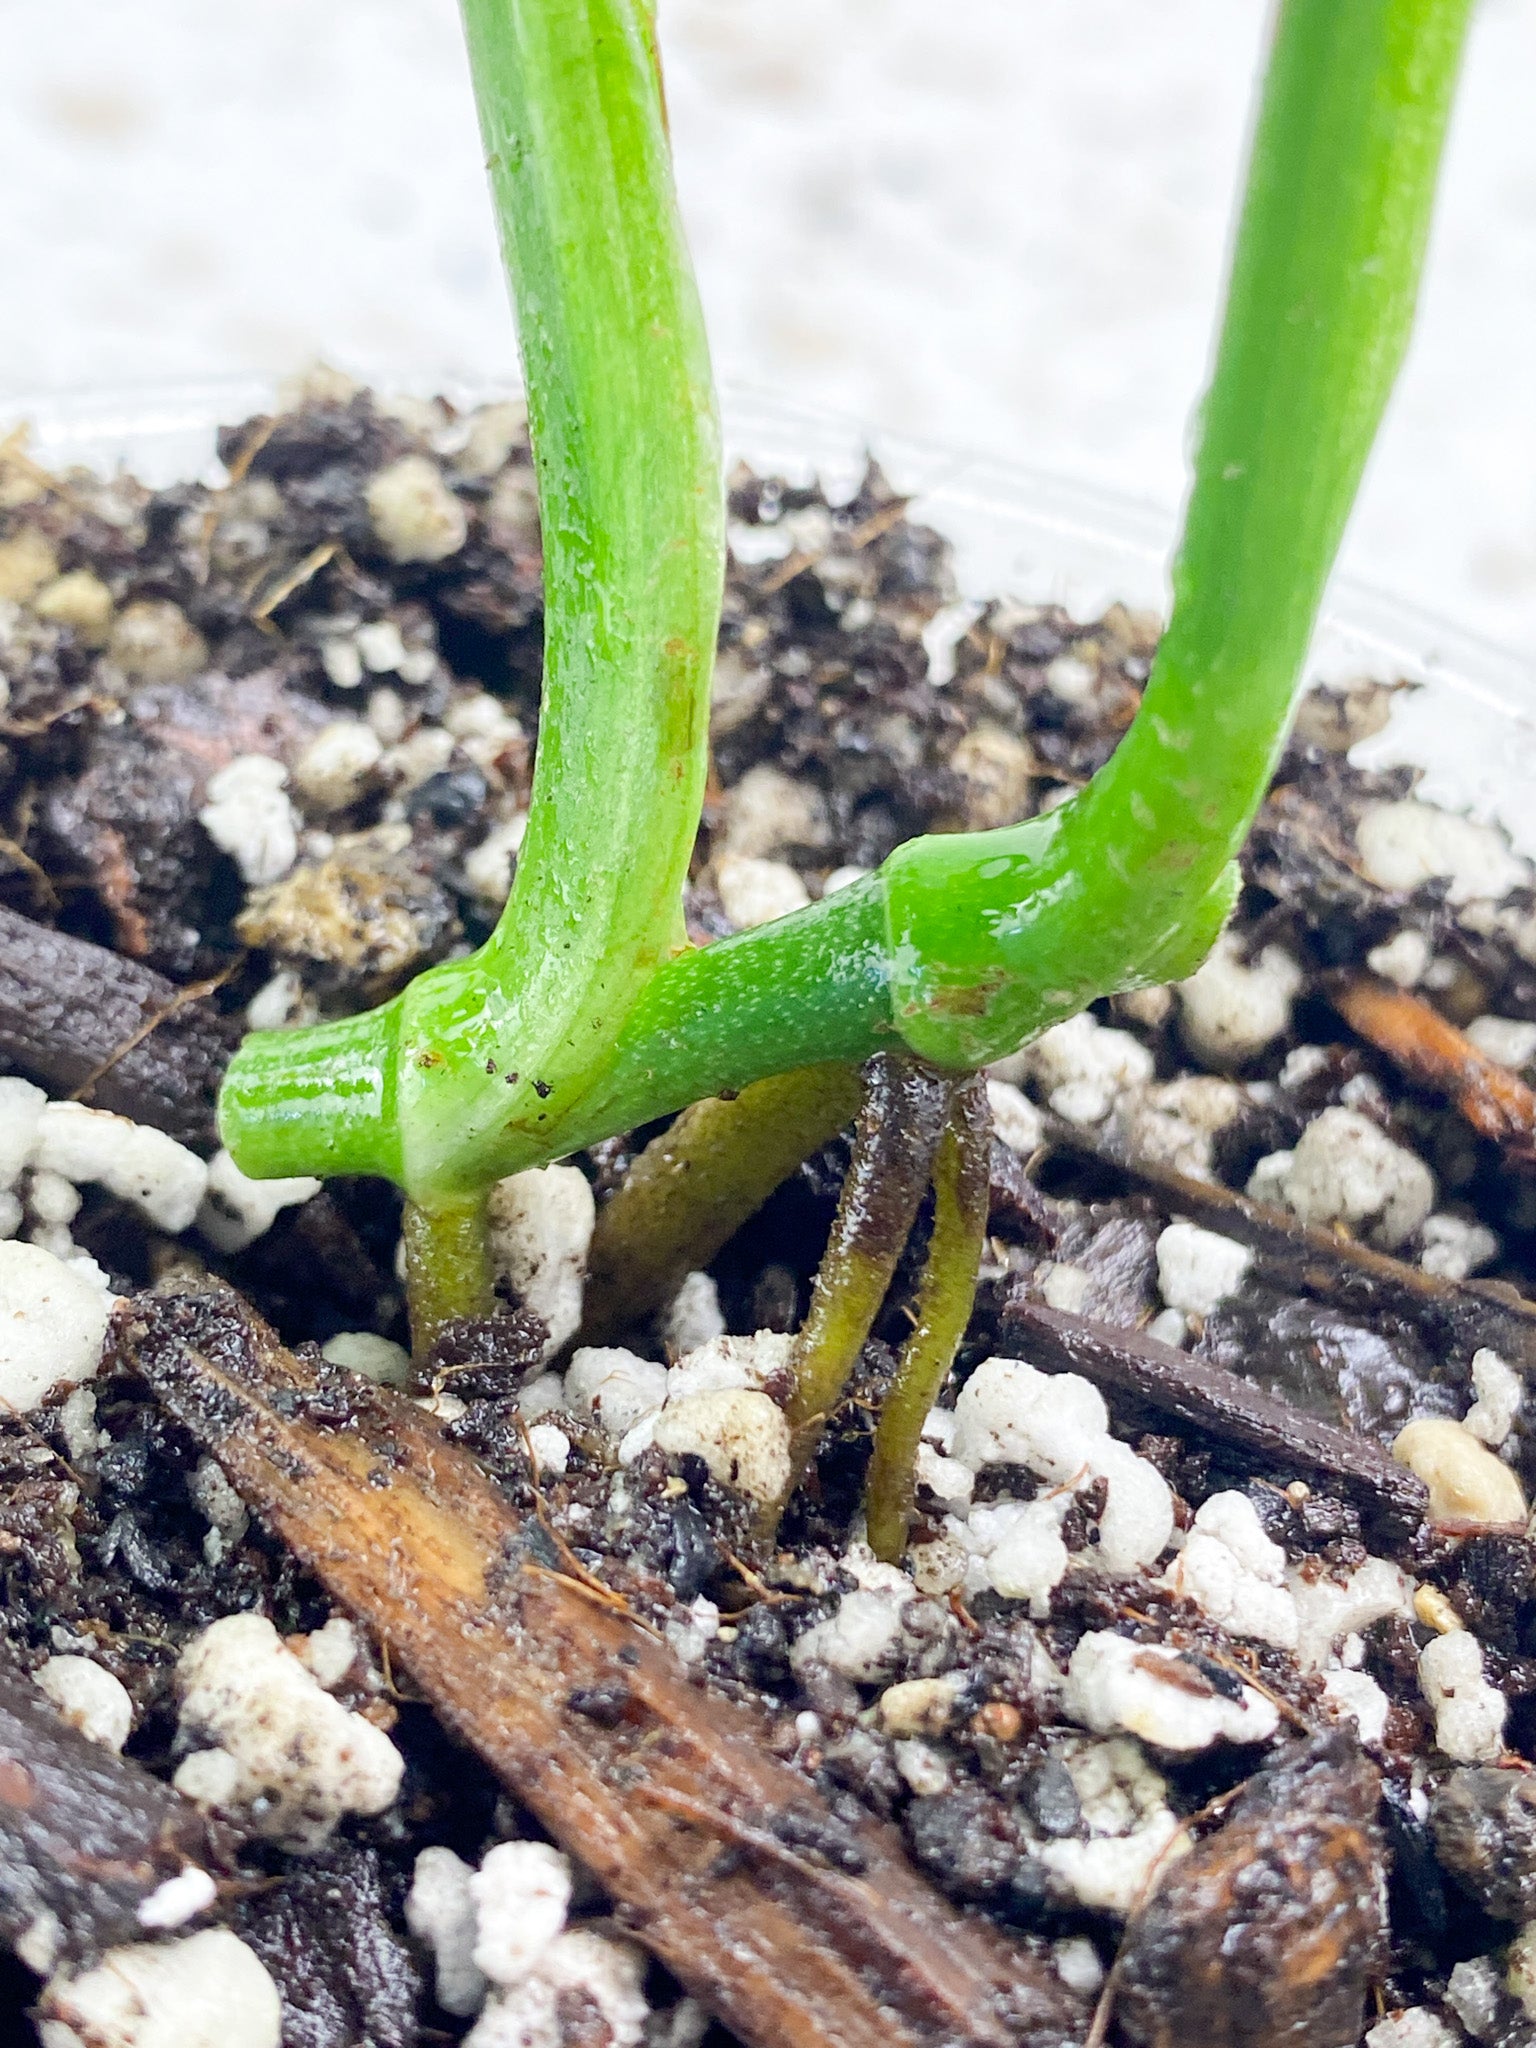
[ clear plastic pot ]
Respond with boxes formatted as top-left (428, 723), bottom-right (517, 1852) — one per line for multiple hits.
top-left (10, 373), bottom-right (1536, 855)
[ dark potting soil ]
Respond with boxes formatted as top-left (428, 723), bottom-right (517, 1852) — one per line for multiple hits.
top-left (3, 376), bottom-right (1536, 2045)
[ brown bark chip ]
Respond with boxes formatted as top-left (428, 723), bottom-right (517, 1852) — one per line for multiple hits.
top-left (121, 1275), bottom-right (1088, 2048)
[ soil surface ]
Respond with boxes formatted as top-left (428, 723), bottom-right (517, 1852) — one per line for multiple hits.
top-left (4, 375), bottom-right (1536, 2047)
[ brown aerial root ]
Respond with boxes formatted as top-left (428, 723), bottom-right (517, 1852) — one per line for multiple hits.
top-left (780, 1054), bottom-right (954, 1511)
top-left (864, 1074), bottom-right (991, 1563)
top-left (580, 1061), bottom-right (864, 1344)
top-left (120, 1276), bottom-right (1087, 2048)
top-left (1329, 968), bottom-right (1536, 1164)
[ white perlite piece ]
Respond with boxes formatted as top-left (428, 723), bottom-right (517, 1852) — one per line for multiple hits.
top-left (1112, 1075), bottom-right (1245, 1181)
top-left (1393, 1417), bottom-right (1527, 1527)
top-left (1037, 1737), bottom-right (1186, 1917)
top-left (0, 1076), bottom-right (46, 1189)
top-left (1466, 1014), bottom-right (1536, 1070)
top-left (134, 1867), bottom-right (218, 1932)
top-left (1253, 1106), bottom-right (1434, 1250)
top-left (1506, 1923), bottom-right (1536, 2022)
top-left (652, 1389), bottom-right (791, 1507)
top-left (1011, 1012), bottom-right (1153, 1125)
top-left (1420, 1630), bottom-right (1507, 1762)
top-left (366, 454), bottom-right (468, 564)
top-left (566, 1347), bottom-right (669, 1439)
top-left (1364, 2013), bottom-right (1460, 2048)
top-left (719, 763), bottom-right (830, 859)
top-left (292, 1617), bottom-right (359, 1692)
top-left (961, 1498), bottom-right (1069, 1611)
top-left (407, 1847), bottom-right (487, 2018)
top-left (914, 1441), bottom-right (973, 1512)
top-left (894, 1738), bottom-right (951, 1797)
top-left (1465, 1348), bottom-right (1523, 1447)
top-left (1063, 1631), bottom-right (1279, 1750)
top-left (487, 1164), bottom-right (596, 1358)
top-left (1290, 1555), bottom-right (1416, 1672)
top-left (664, 1329), bottom-right (793, 1403)
top-left (1162, 1491), bottom-right (1298, 1651)
top-left (1154, 1222), bottom-right (1251, 1318)
top-left (0, 1241), bottom-right (111, 1410)
top-left (35, 1656), bottom-right (133, 1752)
top-left (471, 1841), bottom-right (573, 1987)
top-left (1366, 929), bottom-right (1432, 988)
top-left (196, 1149), bottom-right (320, 1253)
top-left (665, 1595), bottom-right (721, 1667)
top-left (985, 1078), bottom-right (1044, 1157)
top-left (1177, 935), bottom-right (1303, 1070)
top-left (661, 1270), bottom-right (726, 1356)
top-left (465, 1930), bottom-right (650, 2048)
top-left (951, 1357), bottom-right (1174, 1575)
top-left (1420, 1212), bottom-right (1500, 1281)
top-left (38, 1929), bottom-right (282, 2048)
top-left (714, 853), bottom-right (811, 930)
top-left (791, 1558), bottom-right (917, 1685)
top-left (173, 1613), bottom-right (403, 1849)
top-left (462, 813), bottom-right (529, 906)
top-left (187, 1456), bottom-right (249, 1565)
top-left (1356, 800), bottom-right (1529, 907)
top-left (1446, 1957), bottom-right (1503, 2040)
top-left (197, 755), bottom-right (298, 886)
top-left (527, 1424), bottom-right (570, 1476)
top-left (1322, 1668), bottom-right (1392, 1747)
top-left (292, 718), bottom-right (383, 813)
top-left (321, 1332), bottom-right (413, 1389)
top-left (34, 1100), bottom-right (208, 1234)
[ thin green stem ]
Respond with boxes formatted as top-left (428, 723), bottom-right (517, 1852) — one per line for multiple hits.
top-left (864, 1078), bottom-right (991, 1563)
top-left (401, 1195), bottom-right (496, 1368)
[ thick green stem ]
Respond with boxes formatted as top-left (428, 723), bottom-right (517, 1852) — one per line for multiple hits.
top-left (221, 0), bottom-right (722, 1202)
top-left (864, 1078), bottom-right (991, 1563)
top-left (581, 1063), bottom-right (863, 1346)
top-left (779, 1057), bottom-right (951, 1516)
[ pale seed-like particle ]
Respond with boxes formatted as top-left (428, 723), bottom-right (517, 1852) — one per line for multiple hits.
top-left (1393, 1417), bottom-right (1526, 1528)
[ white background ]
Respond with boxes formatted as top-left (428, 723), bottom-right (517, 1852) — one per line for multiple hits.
top-left (1, 0), bottom-right (1532, 656)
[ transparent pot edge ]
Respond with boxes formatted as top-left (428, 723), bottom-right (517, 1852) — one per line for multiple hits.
top-left (9, 371), bottom-right (1536, 857)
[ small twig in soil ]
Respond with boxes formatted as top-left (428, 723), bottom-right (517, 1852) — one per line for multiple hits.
top-left (1329, 968), bottom-right (1536, 1164)
top-left (0, 1654), bottom-right (231, 1972)
top-left (0, 908), bottom-right (234, 1146)
top-left (1003, 1297), bottom-right (1428, 1547)
top-left (122, 1275), bottom-right (1087, 2048)
top-left (1046, 1119), bottom-right (1536, 1375)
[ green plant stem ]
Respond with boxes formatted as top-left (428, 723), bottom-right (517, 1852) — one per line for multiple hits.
top-left (580, 1062), bottom-right (863, 1346)
top-left (864, 1078), bottom-right (991, 1563)
top-left (401, 1194), bottom-right (496, 1366)
top-left (779, 1057), bottom-right (952, 1514)
top-left (221, 0), bottom-right (722, 1210)
top-left (219, 0), bottom-right (1471, 1207)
